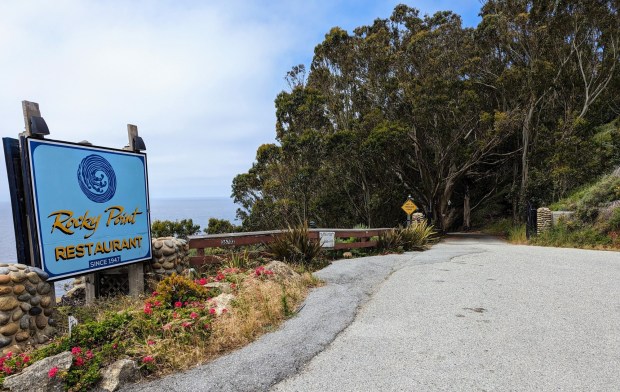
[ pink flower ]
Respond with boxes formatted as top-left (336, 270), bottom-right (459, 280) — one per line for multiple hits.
top-left (143, 304), bottom-right (153, 315)
top-left (142, 356), bottom-right (154, 364)
top-left (181, 321), bottom-right (193, 328)
top-left (74, 357), bottom-right (85, 367)
top-left (162, 323), bottom-right (172, 331)
top-left (203, 323), bottom-right (210, 329)
top-left (21, 355), bottom-right (30, 363)
top-left (112, 343), bottom-right (118, 349)
top-left (147, 340), bottom-right (155, 346)
top-left (222, 308), bottom-right (228, 313)
top-left (174, 301), bottom-right (183, 308)
top-left (190, 312), bottom-right (199, 319)
top-left (172, 312), bottom-right (179, 319)
top-left (199, 277), bottom-right (207, 285)
top-left (209, 308), bottom-right (216, 315)
top-left (71, 347), bottom-right (82, 356)
top-left (85, 350), bottom-right (93, 359)
top-left (151, 291), bottom-right (158, 297)
top-left (4, 352), bottom-right (12, 359)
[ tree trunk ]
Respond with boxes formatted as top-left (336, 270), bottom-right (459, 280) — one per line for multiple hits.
top-left (463, 185), bottom-right (471, 230)
top-left (518, 98), bottom-right (536, 213)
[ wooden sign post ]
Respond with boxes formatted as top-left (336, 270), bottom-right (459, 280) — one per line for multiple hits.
top-left (401, 196), bottom-right (418, 227)
top-left (4, 101), bottom-right (152, 303)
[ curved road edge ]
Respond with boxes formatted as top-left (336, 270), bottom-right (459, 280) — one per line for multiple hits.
top-left (121, 242), bottom-right (484, 392)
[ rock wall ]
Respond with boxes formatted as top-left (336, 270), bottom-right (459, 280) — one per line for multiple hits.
top-left (552, 211), bottom-right (575, 225)
top-left (537, 207), bottom-right (552, 234)
top-left (150, 237), bottom-right (190, 276)
top-left (0, 264), bottom-right (55, 354)
top-left (411, 213), bottom-right (425, 223)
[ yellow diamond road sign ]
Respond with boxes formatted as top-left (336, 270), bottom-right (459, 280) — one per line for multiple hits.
top-left (401, 199), bottom-right (418, 215)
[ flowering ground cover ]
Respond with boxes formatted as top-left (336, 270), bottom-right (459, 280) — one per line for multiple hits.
top-left (3, 263), bottom-right (318, 391)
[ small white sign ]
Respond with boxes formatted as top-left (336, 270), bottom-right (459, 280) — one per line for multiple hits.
top-left (68, 315), bottom-right (78, 336)
top-left (319, 232), bottom-right (335, 248)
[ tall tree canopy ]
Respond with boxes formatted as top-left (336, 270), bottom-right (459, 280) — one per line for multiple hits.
top-left (233, 2), bottom-right (620, 231)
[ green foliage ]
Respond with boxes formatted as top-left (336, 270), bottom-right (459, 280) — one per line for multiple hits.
top-left (206, 218), bottom-right (239, 234)
top-left (481, 219), bottom-right (514, 237)
top-left (61, 348), bottom-right (104, 392)
top-left (266, 223), bottom-right (322, 265)
top-left (153, 274), bottom-right (213, 308)
top-left (377, 228), bottom-right (403, 252)
top-left (232, 2), bottom-right (620, 231)
top-left (0, 352), bottom-right (32, 387)
top-left (531, 221), bottom-right (612, 248)
top-left (609, 208), bottom-right (620, 232)
top-left (400, 221), bottom-right (437, 251)
top-left (538, 171), bottom-right (620, 249)
top-left (151, 219), bottom-right (200, 239)
top-left (507, 224), bottom-right (527, 244)
top-left (224, 249), bottom-right (258, 270)
top-left (69, 311), bottom-right (133, 348)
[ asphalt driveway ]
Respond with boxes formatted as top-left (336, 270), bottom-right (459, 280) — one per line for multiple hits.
top-left (124, 234), bottom-right (620, 391)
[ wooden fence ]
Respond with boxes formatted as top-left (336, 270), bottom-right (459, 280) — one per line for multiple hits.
top-left (188, 228), bottom-right (390, 266)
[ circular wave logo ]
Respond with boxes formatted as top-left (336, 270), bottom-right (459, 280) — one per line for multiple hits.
top-left (77, 154), bottom-right (117, 203)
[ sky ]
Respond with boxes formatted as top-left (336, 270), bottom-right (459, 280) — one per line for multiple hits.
top-left (0, 0), bottom-right (482, 202)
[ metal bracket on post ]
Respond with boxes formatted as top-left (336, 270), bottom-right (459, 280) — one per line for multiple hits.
top-left (125, 124), bottom-right (145, 298)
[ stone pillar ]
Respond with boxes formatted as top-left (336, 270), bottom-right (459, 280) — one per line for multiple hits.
top-left (0, 264), bottom-right (55, 354)
top-left (411, 213), bottom-right (425, 223)
top-left (149, 237), bottom-right (190, 278)
top-left (537, 207), bottom-right (552, 234)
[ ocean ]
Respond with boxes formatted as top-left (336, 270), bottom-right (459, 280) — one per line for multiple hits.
top-left (0, 197), bottom-right (239, 295)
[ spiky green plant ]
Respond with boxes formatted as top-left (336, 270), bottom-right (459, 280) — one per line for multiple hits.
top-left (266, 223), bottom-right (322, 265)
top-left (400, 221), bottom-right (436, 251)
top-left (377, 228), bottom-right (404, 252)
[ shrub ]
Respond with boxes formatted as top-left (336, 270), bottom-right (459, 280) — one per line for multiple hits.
top-left (481, 218), bottom-right (513, 236)
top-left (152, 274), bottom-right (213, 308)
top-left (400, 221), bottom-right (436, 251)
top-left (507, 224), bottom-right (527, 244)
top-left (531, 220), bottom-right (612, 248)
top-left (609, 207), bottom-right (620, 232)
top-left (0, 352), bottom-right (32, 386)
top-left (151, 219), bottom-right (200, 239)
top-left (266, 223), bottom-right (322, 265)
top-left (206, 218), bottom-right (239, 234)
top-left (377, 228), bottom-right (403, 252)
top-left (69, 312), bottom-right (133, 348)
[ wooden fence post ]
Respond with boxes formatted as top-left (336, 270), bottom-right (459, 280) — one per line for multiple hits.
top-left (125, 124), bottom-right (145, 297)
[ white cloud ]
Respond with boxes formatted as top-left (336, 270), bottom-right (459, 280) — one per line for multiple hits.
top-left (0, 0), bottom-right (481, 202)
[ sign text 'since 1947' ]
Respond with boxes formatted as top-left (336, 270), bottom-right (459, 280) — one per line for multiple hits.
top-left (27, 138), bottom-right (152, 281)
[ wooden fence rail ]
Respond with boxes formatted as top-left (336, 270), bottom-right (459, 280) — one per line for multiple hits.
top-left (188, 228), bottom-right (391, 266)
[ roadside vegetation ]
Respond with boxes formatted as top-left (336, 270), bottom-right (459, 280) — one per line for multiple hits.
top-left (231, 3), bottom-right (620, 233)
top-left (481, 219), bottom-right (528, 244)
top-left (2, 220), bottom-right (436, 390)
top-left (531, 173), bottom-right (620, 250)
top-left (483, 172), bottom-right (620, 250)
top-left (3, 265), bottom-right (318, 391)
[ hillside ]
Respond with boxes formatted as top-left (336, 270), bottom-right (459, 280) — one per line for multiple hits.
top-left (534, 169), bottom-right (620, 249)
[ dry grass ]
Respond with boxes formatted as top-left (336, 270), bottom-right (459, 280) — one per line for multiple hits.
top-left (208, 273), bottom-right (317, 354)
top-left (126, 272), bottom-right (319, 376)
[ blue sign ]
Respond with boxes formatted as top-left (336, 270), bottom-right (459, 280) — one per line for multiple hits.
top-left (26, 138), bottom-right (151, 281)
